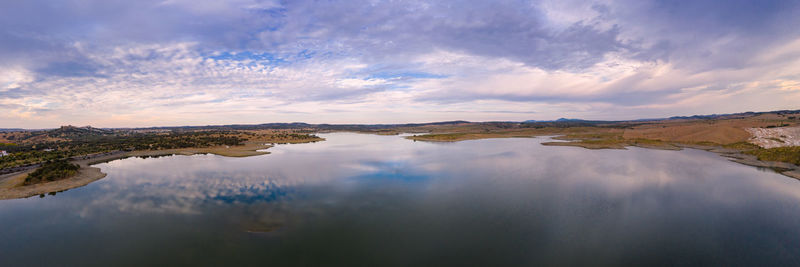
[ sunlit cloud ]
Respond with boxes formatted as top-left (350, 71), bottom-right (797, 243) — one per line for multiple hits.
top-left (1, 0), bottom-right (799, 127)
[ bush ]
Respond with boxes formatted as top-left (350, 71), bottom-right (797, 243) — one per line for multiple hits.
top-left (24, 160), bottom-right (80, 185)
top-left (745, 146), bottom-right (800, 165)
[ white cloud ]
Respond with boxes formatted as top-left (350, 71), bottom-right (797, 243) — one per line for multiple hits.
top-left (1, 0), bottom-right (800, 127)
top-left (0, 68), bottom-right (34, 91)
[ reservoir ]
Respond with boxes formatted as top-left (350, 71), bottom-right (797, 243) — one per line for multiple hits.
top-left (1, 133), bottom-right (799, 266)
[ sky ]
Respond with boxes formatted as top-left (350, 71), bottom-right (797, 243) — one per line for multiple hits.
top-left (1, 0), bottom-right (800, 128)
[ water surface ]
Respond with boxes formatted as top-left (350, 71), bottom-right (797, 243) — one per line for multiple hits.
top-left (1, 133), bottom-right (799, 266)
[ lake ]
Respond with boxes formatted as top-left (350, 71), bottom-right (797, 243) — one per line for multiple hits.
top-left (1, 133), bottom-right (799, 266)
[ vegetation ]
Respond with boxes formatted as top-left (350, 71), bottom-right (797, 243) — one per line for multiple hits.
top-left (722, 142), bottom-right (762, 150)
top-left (409, 133), bottom-right (470, 141)
top-left (0, 127), bottom-right (321, 169)
top-left (0, 132), bottom-right (247, 169)
top-left (2, 109), bottom-right (800, 173)
top-left (24, 160), bottom-right (80, 185)
top-left (744, 147), bottom-right (800, 165)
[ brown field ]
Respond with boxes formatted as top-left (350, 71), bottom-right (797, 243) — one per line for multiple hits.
top-left (403, 112), bottom-right (800, 179)
top-left (407, 113), bottom-right (797, 146)
top-left (620, 114), bottom-right (791, 144)
top-left (406, 127), bottom-right (614, 142)
top-left (0, 131), bottom-right (69, 144)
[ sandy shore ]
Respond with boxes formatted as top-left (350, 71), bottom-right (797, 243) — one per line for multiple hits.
top-left (671, 143), bottom-right (800, 180)
top-left (126, 141), bottom-right (274, 158)
top-left (0, 165), bottom-right (107, 200)
top-left (2, 133), bottom-right (797, 199)
top-left (541, 141), bottom-right (627, 149)
top-left (541, 140), bottom-right (800, 180)
top-left (543, 140), bottom-right (800, 180)
top-left (540, 137), bottom-right (681, 150)
top-left (412, 132), bottom-right (800, 180)
top-left (721, 154), bottom-right (800, 179)
top-left (407, 133), bottom-right (539, 142)
top-left (0, 141), bottom-right (286, 200)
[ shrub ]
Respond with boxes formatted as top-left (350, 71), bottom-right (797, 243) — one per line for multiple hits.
top-left (745, 146), bottom-right (800, 165)
top-left (24, 160), bottom-right (80, 185)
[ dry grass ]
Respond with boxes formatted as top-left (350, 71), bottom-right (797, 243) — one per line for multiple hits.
top-left (622, 114), bottom-right (794, 144)
top-left (401, 114), bottom-right (800, 179)
top-left (407, 114), bottom-right (797, 153)
top-left (405, 127), bottom-right (616, 142)
top-left (744, 146), bottom-right (800, 165)
top-left (623, 122), bottom-right (750, 144)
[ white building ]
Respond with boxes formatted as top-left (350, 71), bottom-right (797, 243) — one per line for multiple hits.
top-left (0, 150), bottom-right (8, 157)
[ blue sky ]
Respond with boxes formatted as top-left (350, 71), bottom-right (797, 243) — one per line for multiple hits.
top-left (1, 0), bottom-right (799, 128)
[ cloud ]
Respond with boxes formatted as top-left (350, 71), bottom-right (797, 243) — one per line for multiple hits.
top-left (1, 0), bottom-right (799, 127)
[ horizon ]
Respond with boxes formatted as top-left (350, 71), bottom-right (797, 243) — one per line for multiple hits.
top-left (2, 0), bottom-right (800, 128)
top-left (3, 1), bottom-right (800, 263)
top-left (3, 107), bottom-right (799, 129)
top-left (5, 107), bottom-right (800, 130)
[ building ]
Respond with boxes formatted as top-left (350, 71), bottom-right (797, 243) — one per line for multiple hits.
top-left (0, 150), bottom-right (8, 157)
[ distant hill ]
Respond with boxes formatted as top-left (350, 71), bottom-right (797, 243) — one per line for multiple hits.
top-left (16, 126), bottom-right (117, 143)
top-left (48, 125), bottom-right (114, 136)
top-left (7, 109), bottom-right (800, 133)
top-left (129, 120), bottom-right (472, 132)
top-left (523, 109), bottom-right (800, 124)
top-left (667, 110), bottom-right (800, 120)
top-left (523, 118), bottom-right (587, 123)
top-left (555, 118), bottom-right (585, 122)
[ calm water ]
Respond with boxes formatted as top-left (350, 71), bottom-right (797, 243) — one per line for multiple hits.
top-left (1, 133), bottom-right (800, 266)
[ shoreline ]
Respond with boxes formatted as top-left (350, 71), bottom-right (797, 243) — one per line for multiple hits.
top-left (541, 138), bottom-right (800, 180)
top-left (406, 133), bottom-right (539, 142)
top-left (414, 133), bottom-right (800, 180)
top-left (0, 165), bottom-right (107, 200)
top-left (0, 139), bottom-right (322, 200)
top-left (2, 132), bottom-right (797, 199)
